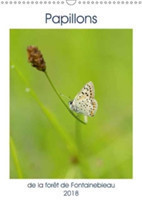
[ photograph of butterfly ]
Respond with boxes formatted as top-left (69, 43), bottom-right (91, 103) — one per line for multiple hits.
top-left (69, 81), bottom-right (98, 123)
top-left (69, 81), bottom-right (98, 117)
top-left (10, 29), bottom-right (132, 179)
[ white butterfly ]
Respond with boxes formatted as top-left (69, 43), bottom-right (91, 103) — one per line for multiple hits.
top-left (69, 81), bottom-right (98, 117)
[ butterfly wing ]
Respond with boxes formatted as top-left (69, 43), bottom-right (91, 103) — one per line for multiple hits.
top-left (72, 81), bottom-right (98, 116)
top-left (89, 99), bottom-right (98, 117)
top-left (74, 81), bottom-right (95, 100)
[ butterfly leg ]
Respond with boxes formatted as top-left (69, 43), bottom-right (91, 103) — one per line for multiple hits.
top-left (84, 115), bottom-right (88, 123)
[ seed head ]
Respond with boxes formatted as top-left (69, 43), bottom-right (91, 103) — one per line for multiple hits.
top-left (27, 46), bottom-right (46, 72)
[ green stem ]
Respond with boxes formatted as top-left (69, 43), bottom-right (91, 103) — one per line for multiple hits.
top-left (12, 66), bottom-right (78, 156)
top-left (74, 115), bottom-right (93, 178)
top-left (44, 71), bottom-right (86, 125)
top-left (75, 115), bottom-right (82, 149)
top-left (30, 90), bottom-right (78, 155)
top-left (10, 136), bottom-right (23, 178)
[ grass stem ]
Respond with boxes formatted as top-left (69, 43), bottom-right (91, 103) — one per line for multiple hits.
top-left (44, 71), bottom-right (86, 125)
top-left (10, 136), bottom-right (23, 178)
top-left (12, 65), bottom-right (78, 156)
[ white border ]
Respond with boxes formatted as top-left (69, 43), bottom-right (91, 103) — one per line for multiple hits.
top-left (0, 0), bottom-right (142, 5)
top-left (0, 3), bottom-right (142, 200)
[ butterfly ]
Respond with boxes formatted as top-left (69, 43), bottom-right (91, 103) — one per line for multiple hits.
top-left (69, 81), bottom-right (98, 117)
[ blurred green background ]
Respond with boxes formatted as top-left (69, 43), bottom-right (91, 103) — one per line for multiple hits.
top-left (10, 29), bottom-right (132, 179)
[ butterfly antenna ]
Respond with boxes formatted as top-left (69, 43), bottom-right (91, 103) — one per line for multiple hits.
top-left (60, 93), bottom-right (71, 100)
top-left (84, 115), bottom-right (88, 123)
